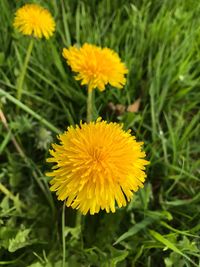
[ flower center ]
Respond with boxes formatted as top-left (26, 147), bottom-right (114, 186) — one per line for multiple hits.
top-left (29, 15), bottom-right (39, 26)
top-left (89, 146), bottom-right (105, 163)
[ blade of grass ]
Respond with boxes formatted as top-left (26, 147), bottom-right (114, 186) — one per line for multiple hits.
top-left (0, 88), bottom-right (60, 134)
top-left (149, 230), bottom-right (198, 267)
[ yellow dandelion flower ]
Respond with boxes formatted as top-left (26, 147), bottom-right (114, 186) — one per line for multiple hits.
top-left (47, 118), bottom-right (149, 215)
top-left (62, 43), bottom-right (128, 91)
top-left (13, 4), bottom-right (55, 39)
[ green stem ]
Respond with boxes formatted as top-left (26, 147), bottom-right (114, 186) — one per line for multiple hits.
top-left (62, 201), bottom-right (66, 267)
top-left (87, 89), bottom-right (93, 122)
top-left (75, 211), bottom-right (82, 228)
top-left (16, 38), bottom-right (34, 101)
top-left (75, 211), bottom-right (83, 249)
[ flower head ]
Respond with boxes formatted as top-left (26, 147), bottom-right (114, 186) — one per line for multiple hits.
top-left (13, 4), bottom-right (55, 39)
top-left (47, 118), bottom-right (149, 215)
top-left (62, 43), bottom-right (128, 91)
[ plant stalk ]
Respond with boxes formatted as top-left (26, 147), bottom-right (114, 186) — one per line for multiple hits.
top-left (87, 89), bottom-right (93, 122)
top-left (62, 201), bottom-right (66, 267)
top-left (16, 38), bottom-right (34, 101)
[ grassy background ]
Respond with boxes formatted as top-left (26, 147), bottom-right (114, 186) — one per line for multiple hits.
top-left (0, 0), bottom-right (200, 266)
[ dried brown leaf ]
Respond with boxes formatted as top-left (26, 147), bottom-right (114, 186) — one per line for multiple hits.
top-left (127, 98), bottom-right (141, 113)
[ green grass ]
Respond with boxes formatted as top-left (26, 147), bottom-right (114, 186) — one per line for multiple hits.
top-left (0, 0), bottom-right (200, 266)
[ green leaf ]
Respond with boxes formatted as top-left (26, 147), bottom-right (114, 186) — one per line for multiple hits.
top-left (149, 230), bottom-right (198, 267)
top-left (8, 228), bottom-right (31, 252)
top-left (27, 263), bottom-right (44, 267)
top-left (109, 247), bottom-right (129, 267)
top-left (114, 210), bottom-right (170, 245)
top-left (114, 217), bottom-right (155, 245)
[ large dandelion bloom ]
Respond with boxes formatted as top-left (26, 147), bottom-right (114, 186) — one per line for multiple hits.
top-left (47, 119), bottom-right (149, 215)
top-left (62, 43), bottom-right (128, 91)
top-left (13, 4), bottom-right (55, 39)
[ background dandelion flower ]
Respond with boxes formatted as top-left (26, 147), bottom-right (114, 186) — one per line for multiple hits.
top-left (13, 4), bottom-right (55, 39)
top-left (47, 118), bottom-right (149, 215)
top-left (62, 43), bottom-right (128, 91)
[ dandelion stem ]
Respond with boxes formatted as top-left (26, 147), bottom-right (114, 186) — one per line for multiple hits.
top-left (75, 211), bottom-right (83, 249)
top-left (87, 89), bottom-right (93, 122)
top-left (16, 38), bottom-right (34, 101)
top-left (62, 201), bottom-right (66, 267)
top-left (75, 211), bottom-right (82, 228)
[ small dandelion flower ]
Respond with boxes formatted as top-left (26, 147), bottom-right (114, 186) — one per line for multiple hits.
top-left (62, 43), bottom-right (128, 91)
top-left (47, 118), bottom-right (149, 215)
top-left (13, 4), bottom-right (55, 39)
